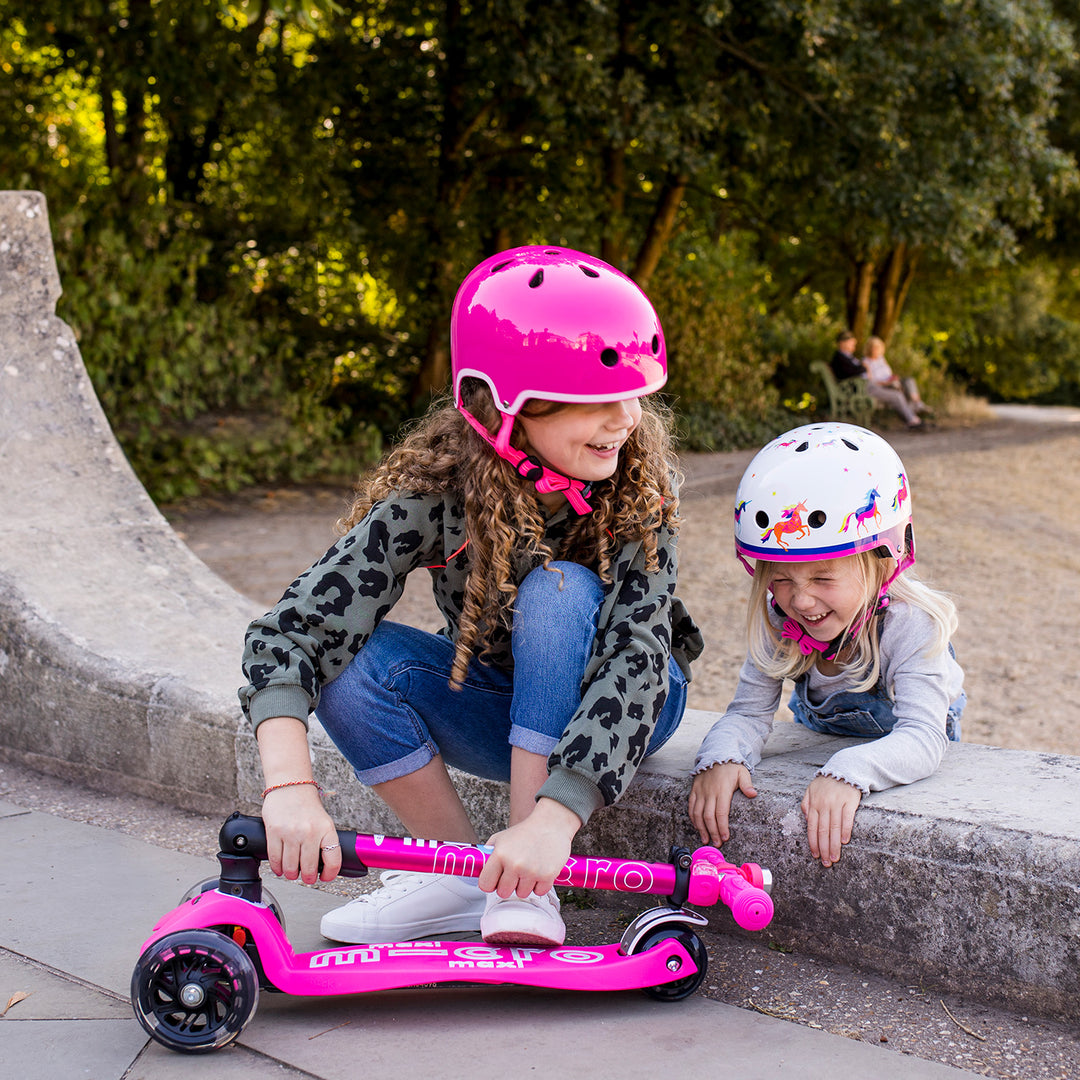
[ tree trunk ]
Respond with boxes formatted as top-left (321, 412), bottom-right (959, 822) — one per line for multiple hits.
top-left (872, 243), bottom-right (906, 344)
top-left (409, 0), bottom-right (466, 407)
top-left (600, 144), bottom-right (629, 268)
top-left (845, 259), bottom-right (876, 343)
top-left (873, 244), bottom-right (921, 344)
top-left (631, 173), bottom-right (688, 289)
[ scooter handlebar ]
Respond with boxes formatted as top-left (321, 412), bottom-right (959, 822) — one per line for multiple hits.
top-left (218, 814), bottom-right (775, 927)
top-left (687, 846), bottom-right (774, 931)
top-left (218, 813), bottom-right (368, 877)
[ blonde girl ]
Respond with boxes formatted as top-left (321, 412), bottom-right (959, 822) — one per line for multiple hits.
top-left (689, 423), bottom-right (963, 867)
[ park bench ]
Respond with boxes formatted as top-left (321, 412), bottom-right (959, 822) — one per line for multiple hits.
top-left (810, 360), bottom-right (878, 426)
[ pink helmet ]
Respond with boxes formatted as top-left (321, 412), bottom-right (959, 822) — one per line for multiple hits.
top-left (451, 246), bottom-right (667, 513)
top-left (451, 246), bottom-right (667, 414)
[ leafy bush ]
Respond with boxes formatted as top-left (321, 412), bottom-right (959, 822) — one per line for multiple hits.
top-left (54, 207), bottom-right (381, 502)
top-left (915, 262), bottom-right (1080, 404)
top-left (650, 239), bottom-right (800, 449)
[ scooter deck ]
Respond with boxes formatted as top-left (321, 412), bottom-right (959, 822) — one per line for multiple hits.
top-left (145, 891), bottom-right (701, 996)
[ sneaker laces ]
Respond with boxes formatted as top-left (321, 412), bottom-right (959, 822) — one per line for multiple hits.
top-left (495, 889), bottom-right (560, 912)
top-left (345, 870), bottom-right (426, 909)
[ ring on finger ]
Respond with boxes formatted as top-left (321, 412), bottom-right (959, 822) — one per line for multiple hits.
top-left (321, 843), bottom-right (340, 852)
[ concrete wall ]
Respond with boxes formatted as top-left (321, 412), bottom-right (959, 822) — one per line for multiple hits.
top-left (0, 191), bottom-right (258, 812)
top-left (1, 191), bottom-right (1077, 1025)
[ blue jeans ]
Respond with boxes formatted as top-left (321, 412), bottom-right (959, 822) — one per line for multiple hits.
top-left (788, 667), bottom-right (965, 742)
top-left (315, 561), bottom-right (688, 786)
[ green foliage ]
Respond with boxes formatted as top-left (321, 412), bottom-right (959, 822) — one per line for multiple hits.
top-left (1, 0), bottom-right (1078, 502)
top-left (55, 204), bottom-right (381, 501)
top-left (929, 263), bottom-right (1080, 402)
top-left (657, 238), bottom-right (780, 414)
top-left (650, 236), bottom-right (801, 450)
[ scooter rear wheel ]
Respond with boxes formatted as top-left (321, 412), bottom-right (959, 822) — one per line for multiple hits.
top-left (131, 929), bottom-right (259, 1053)
top-left (635, 926), bottom-right (709, 1002)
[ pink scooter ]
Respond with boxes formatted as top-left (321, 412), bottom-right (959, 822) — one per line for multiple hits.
top-left (131, 812), bottom-right (774, 1053)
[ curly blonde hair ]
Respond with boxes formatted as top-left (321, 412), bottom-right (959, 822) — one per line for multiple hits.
top-left (746, 553), bottom-right (958, 693)
top-left (339, 378), bottom-right (681, 686)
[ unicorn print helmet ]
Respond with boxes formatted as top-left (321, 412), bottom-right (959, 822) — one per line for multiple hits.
top-left (734, 422), bottom-right (914, 572)
top-left (451, 245), bottom-right (667, 513)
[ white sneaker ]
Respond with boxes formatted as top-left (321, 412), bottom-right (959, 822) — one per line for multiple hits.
top-left (320, 871), bottom-right (485, 943)
top-left (480, 889), bottom-right (565, 946)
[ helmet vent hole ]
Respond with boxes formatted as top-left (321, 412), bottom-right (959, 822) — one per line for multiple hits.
top-left (651, 334), bottom-right (660, 354)
top-left (808, 510), bottom-right (827, 529)
top-left (600, 347), bottom-right (619, 368)
top-left (795, 441), bottom-right (809, 452)
top-left (755, 510), bottom-right (770, 529)
top-left (528, 270), bottom-right (544, 288)
top-left (580, 265), bottom-right (600, 278)
top-left (491, 260), bottom-right (513, 273)
top-left (842, 438), bottom-right (860, 451)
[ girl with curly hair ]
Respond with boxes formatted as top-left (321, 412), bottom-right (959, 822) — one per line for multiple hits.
top-left (241, 246), bottom-right (702, 947)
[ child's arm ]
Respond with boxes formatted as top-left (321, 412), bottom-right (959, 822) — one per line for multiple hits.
top-left (814, 605), bottom-right (961, 795)
top-left (800, 775), bottom-right (861, 868)
top-left (689, 762), bottom-right (757, 846)
top-left (256, 716), bottom-right (341, 884)
top-left (479, 798), bottom-right (582, 898)
top-left (688, 655), bottom-right (781, 841)
top-left (537, 526), bottom-right (687, 826)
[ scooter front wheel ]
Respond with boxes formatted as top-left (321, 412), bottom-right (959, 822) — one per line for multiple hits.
top-left (634, 926), bottom-right (709, 1002)
top-left (131, 929), bottom-right (259, 1053)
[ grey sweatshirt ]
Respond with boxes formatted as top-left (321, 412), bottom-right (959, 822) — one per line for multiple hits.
top-left (694, 601), bottom-right (964, 794)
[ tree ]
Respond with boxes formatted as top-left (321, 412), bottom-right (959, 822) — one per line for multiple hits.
top-left (730, 0), bottom-right (1077, 344)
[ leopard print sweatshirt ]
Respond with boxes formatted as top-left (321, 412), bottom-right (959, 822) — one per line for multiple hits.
top-left (240, 491), bottom-right (702, 824)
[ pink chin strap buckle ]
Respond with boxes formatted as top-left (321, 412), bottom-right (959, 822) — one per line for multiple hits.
top-left (459, 407), bottom-right (594, 515)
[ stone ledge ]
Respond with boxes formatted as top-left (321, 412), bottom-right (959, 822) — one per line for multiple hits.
top-left (2, 190), bottom-right (1077, 1026)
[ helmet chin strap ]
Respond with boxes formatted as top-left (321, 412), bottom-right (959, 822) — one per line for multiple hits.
top-left (459, 407), bottom-right (594, 515)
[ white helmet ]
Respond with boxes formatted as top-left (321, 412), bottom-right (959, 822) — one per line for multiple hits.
top-left (734, 423), bottom-right (912, 568)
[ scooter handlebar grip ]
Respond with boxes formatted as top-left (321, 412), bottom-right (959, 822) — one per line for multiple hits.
top-left (720, 873), bottom-right (775, 931)
top-left (729, 888), bottom-right (774, 931)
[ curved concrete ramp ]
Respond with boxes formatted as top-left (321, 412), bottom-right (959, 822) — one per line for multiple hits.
top-left (0, 191), bottom-right (260, 811)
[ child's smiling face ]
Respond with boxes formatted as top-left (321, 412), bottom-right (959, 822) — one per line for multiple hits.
top-left (517, 397), bottom-right (642, 507)
top-left (768, 558), bottom-right (868, 642)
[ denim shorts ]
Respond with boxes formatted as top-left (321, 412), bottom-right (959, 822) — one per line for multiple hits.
top-left (315, 561), bottom-right (688, 786)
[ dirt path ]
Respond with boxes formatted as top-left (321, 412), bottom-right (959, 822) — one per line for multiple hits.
top-left (164, 412), bottom-right (1080, 757)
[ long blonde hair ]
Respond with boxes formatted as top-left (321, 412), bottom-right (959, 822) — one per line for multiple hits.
top-left (746, 552), bottom-right (957, 693)
top-left (339, 378), bottom-right (680, 686)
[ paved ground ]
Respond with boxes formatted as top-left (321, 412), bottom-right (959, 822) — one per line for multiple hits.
top-left (2, 757), bottom-right (1078, 1079)
top-left (5, 404), bottom-right (1080, 1078)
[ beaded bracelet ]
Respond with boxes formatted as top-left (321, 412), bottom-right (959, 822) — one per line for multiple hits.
top-left (261, 779), bottom-right (323, 799)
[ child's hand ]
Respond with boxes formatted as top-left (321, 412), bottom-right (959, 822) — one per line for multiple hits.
top-left (800, 775), bottom-right (862, 868)
top-left (688, 762), bottom-right (757, 846)
top-left (479, 797), bottom-right (581, 898)
top-left (261, 783), bottom-right (342, 885)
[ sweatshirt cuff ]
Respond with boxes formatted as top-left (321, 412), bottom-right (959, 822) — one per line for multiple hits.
top-left (247, 685), bottom-right (312, 733)
top-left (537, 766), bottom-right (605, 826)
